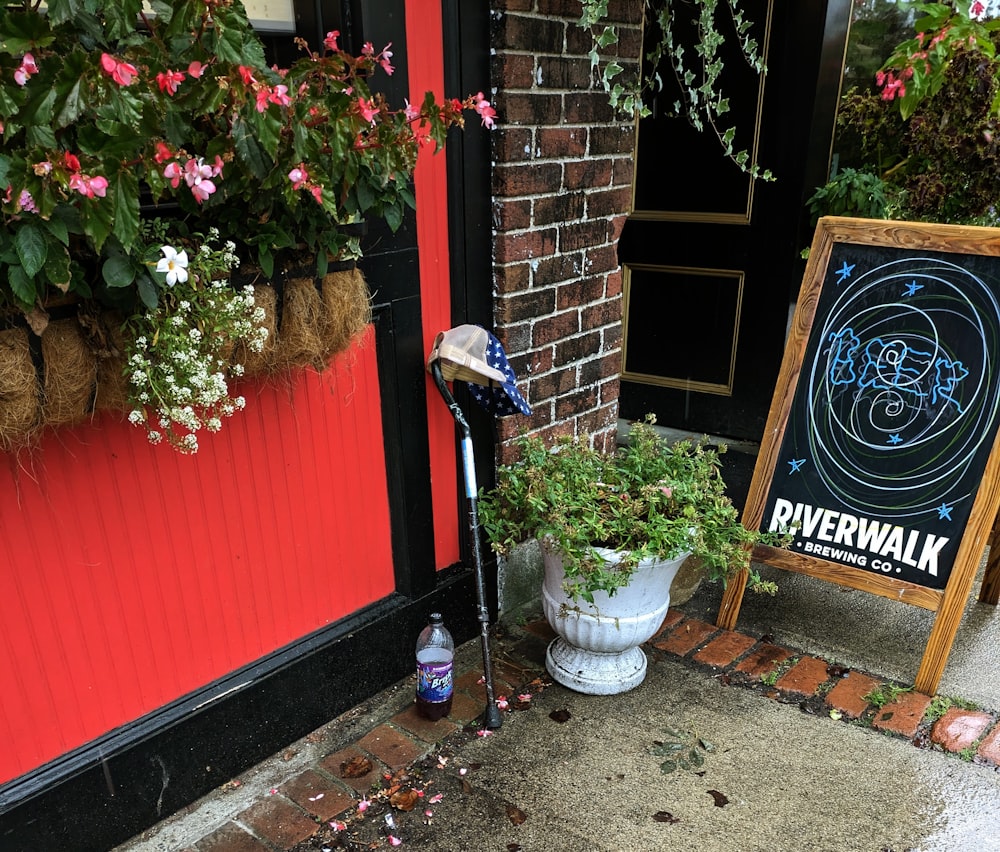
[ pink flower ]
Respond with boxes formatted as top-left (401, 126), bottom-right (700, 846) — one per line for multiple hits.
top-left (309, 185), bottom-right (323, 205)
top-left (238, 65), bottom-right (257, 85)
top-left (69, 173), bottom-right (108, 198)
top-left (288, 166), bottom-right (308, 189)
top-left (404, 99), bottom-right (420, 122)
top-left (269, 84), bottom-right (291, 107)
top-left (63, 152), bottom-right (81, 173)
top-left (14, 53), bottom-right (38, 86)
top-left (473, 92), bottom-right (496, 129)
top-left (255, 88), bottom-right (270, 112)
top-left (187, 61), bottom-right (205, 78)
top-left (163, 161), bottom-right (183, 188)
top-left (659, 486), bottom-right (672, 498)
top-left (324, 30), bottom-right (340, 51)
top-left (33, 161), bottom-right (53, 175)
top-left (154, 142), bottom-right (174, 164)
top-left (100, 53), bottom-right (138, 86)
top-left (971, 1), bottom-right (987, 21)
top-left (362, 41), bottom-right (375, 57)
top-left (18, 190), bottom-right (36, 213)
top-left (156, 69), bottom-right (185, 95)
top-left (378, 44), bottom-right (394, 76)
top-left (183, 157), bottom-right (218, 203)
top-left (496, 696), bottom-right (509, 710)
top-left (358, 97), bottom-right (379, 123)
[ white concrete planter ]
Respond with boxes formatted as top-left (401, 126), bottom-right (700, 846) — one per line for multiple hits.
top-left (541, 546), bottom-right (689, 695)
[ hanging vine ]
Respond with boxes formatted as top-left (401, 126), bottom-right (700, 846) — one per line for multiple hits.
top-left (579, 0), bottom-right (772, 179)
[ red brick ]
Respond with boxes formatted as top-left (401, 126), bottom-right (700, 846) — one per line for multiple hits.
top-left (871, 691), bottom-right (933, 738)
top-left (651, 618), bottom-right (717, 656)
top-left (651, 608), bottom-right (685, 640)
top-left (393, 702), bottom-right (461, 740)
top-left (237, 796), bottom-right (318, 849)
top-left (776, 656), bottom-right (831, 697)
top-left (319, 745), bottom-right (380, 794)
top-left (931, 708), bottom-right (994, 753)
top-left (693, 630), bottom-right (756, 668)
top-left (733, 643), bottom-right (793, 679)
top-left (976, 723), bottom-right (1000, 764)
top-left (356, 724), bottom-right (426, 771)
top-left (279, 769), bottom-right (354, 822)
top-left (824, 672), bottom-right (882, 720)
top-left (196, 823), bottom-right (271, 852)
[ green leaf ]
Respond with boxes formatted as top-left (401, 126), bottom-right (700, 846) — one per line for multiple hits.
top-left (15, 223), bottom-right (46, 278)
top-left (102, 254), bottom-right (136, 289)
top-left (8, 264), bottom-right (37, 306)
top-left (0, 11), bottom-right (57, 54)
top-left (232, 116), bottom-right (272, 180)
top-left (45, 246), bottom-right (73, 293)
top-left (136, 273), bottom-right (159, 310)
top-left (111, 170), bottom-right (141, 250)
top-left (659, 759), bottom-right (678, 774)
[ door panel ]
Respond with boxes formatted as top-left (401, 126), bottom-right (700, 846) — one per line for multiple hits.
top-left (619, 1), bottom-right (853, 441)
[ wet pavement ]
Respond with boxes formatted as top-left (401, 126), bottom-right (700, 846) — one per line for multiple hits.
top-left (115, 558), bottom-right (1000, 852)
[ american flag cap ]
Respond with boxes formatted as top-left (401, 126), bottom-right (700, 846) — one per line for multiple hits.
top-left (427, 324), bottom-right (531, 417)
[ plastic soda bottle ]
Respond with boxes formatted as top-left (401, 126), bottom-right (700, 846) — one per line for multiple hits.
top-left (415, 613), bottom-right (454, 720)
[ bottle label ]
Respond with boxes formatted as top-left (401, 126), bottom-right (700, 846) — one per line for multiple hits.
top-left (416, 659), bottom-right (454, 703)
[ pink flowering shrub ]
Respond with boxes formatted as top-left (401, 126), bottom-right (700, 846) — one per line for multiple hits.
top-left (0, 0), bottom-right (495, 319)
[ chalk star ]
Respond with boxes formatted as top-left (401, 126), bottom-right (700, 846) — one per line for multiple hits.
top-left (904, 280), bottom-right (923, 297)
top-left (787, 458), bottom-right (806, 474)
top-left (887, 433), bottom-right (902, 445)
top-left (835, 261), bottom-right (855, 284)
top-left (936, 502), bottom-right (953, 521)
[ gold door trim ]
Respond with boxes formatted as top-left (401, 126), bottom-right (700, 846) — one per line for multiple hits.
top-left (621, 263), bottom-right (745, 396)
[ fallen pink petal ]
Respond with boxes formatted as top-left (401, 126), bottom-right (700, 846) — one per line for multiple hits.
top-left (358, 798), bottom-right (370, 813)
top-left (330, 820), bottom-right (347, 832)
top-left (518, 693), bottom-right (533, 702)
top-left (429, 793), bottom-right (444, 803)
top-left (388, 835), bottom-right (402, 847)
top-left (308, 793), bottom-right (324, 801)
top-left (477, 728), bottom-right (493, 737)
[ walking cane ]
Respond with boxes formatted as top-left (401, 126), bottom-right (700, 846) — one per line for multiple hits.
top-left (427, 326), bottom-right (532, 731)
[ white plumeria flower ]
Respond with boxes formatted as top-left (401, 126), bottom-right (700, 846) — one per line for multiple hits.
top-left (156, 245), bottom-right (189, 286)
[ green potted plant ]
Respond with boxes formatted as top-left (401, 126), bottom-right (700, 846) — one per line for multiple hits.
top-left (478, 416), bottom-right (776, 694)
top-left (0, 0), bottom-right (493, 452)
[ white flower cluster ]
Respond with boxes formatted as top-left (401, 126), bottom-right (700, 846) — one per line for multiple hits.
top-left (125, 238), bottom-right (268, 454)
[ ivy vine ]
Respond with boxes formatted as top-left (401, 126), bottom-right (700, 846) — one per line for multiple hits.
top-left (579, 0), bottom-right (772, 179)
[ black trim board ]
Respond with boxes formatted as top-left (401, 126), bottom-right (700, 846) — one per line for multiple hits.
top-left (0, 567), bottom-right (480, 852)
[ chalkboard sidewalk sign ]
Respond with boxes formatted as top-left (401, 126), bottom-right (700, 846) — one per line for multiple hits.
top-left (717, 217), bottom-right (1000, 694)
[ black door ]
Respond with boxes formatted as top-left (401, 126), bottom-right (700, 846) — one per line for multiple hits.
top-left (618, 0), bottom-right (852, 441)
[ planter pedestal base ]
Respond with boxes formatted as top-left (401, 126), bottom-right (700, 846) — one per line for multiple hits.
top-left (545, 638), bottom-right (647, 695)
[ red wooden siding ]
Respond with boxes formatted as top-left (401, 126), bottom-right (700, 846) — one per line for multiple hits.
top-left (408, 0), bottom-right (461, 570)
top-left (0, 330), bottom-right (395, 783)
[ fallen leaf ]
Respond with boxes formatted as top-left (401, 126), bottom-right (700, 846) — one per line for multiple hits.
top-left (340, 755), bottom-right (374, 778)
top-left (549, 709), bottom-right (572, 723)
top-left (506, 804), bottom-right (528, 825)
top-left (652, 811), bottom-right (680, 824)
top-left (708, 790), bottom-right (729, 808)
top-left (461, 778), bottom-right (473, 795)
top-left (829, 709), bottom-right (843, 721)
top-left (389, 789), bottom-right (420, 812)
top-left (507, 844), bottom-right (523, 851)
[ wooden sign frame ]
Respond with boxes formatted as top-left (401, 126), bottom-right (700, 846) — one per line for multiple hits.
top-left (718, 217), bottom-right (1000, 694)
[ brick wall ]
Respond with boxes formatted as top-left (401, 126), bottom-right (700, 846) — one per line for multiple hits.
top-left (490, 0), bottom-right (642, 461)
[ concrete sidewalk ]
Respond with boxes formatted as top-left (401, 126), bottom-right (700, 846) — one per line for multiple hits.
top-left (115, 561), bottom-right (1000, 852)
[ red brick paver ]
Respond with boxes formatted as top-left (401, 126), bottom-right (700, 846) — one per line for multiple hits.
top-left (776, 656), bottom-right (831, 697)
top-left (279, 769), bottom-right (354, 822)
top-left (356, 724), bottom-right (426, 771)
top-left (319, 745), bottom-right (380, 794)
top-left (693, 630), bottom-right (757, 668)
top-left (393, 703), bottom-right (461, 740)
top-left (733, 643), bottom-right (792, 678)
top-left (824, 672), bottom-right (882, 720)
top-left (237, 795), bottom-right (318, 849)
top-left (931, 708), bottom-right (994, 753)
top-left (976, 723), bottom-right (1000, 763)
top-left (871, 691), bottom-right (933, 738)
top-left (651, 617), bottom-right (717, 655)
